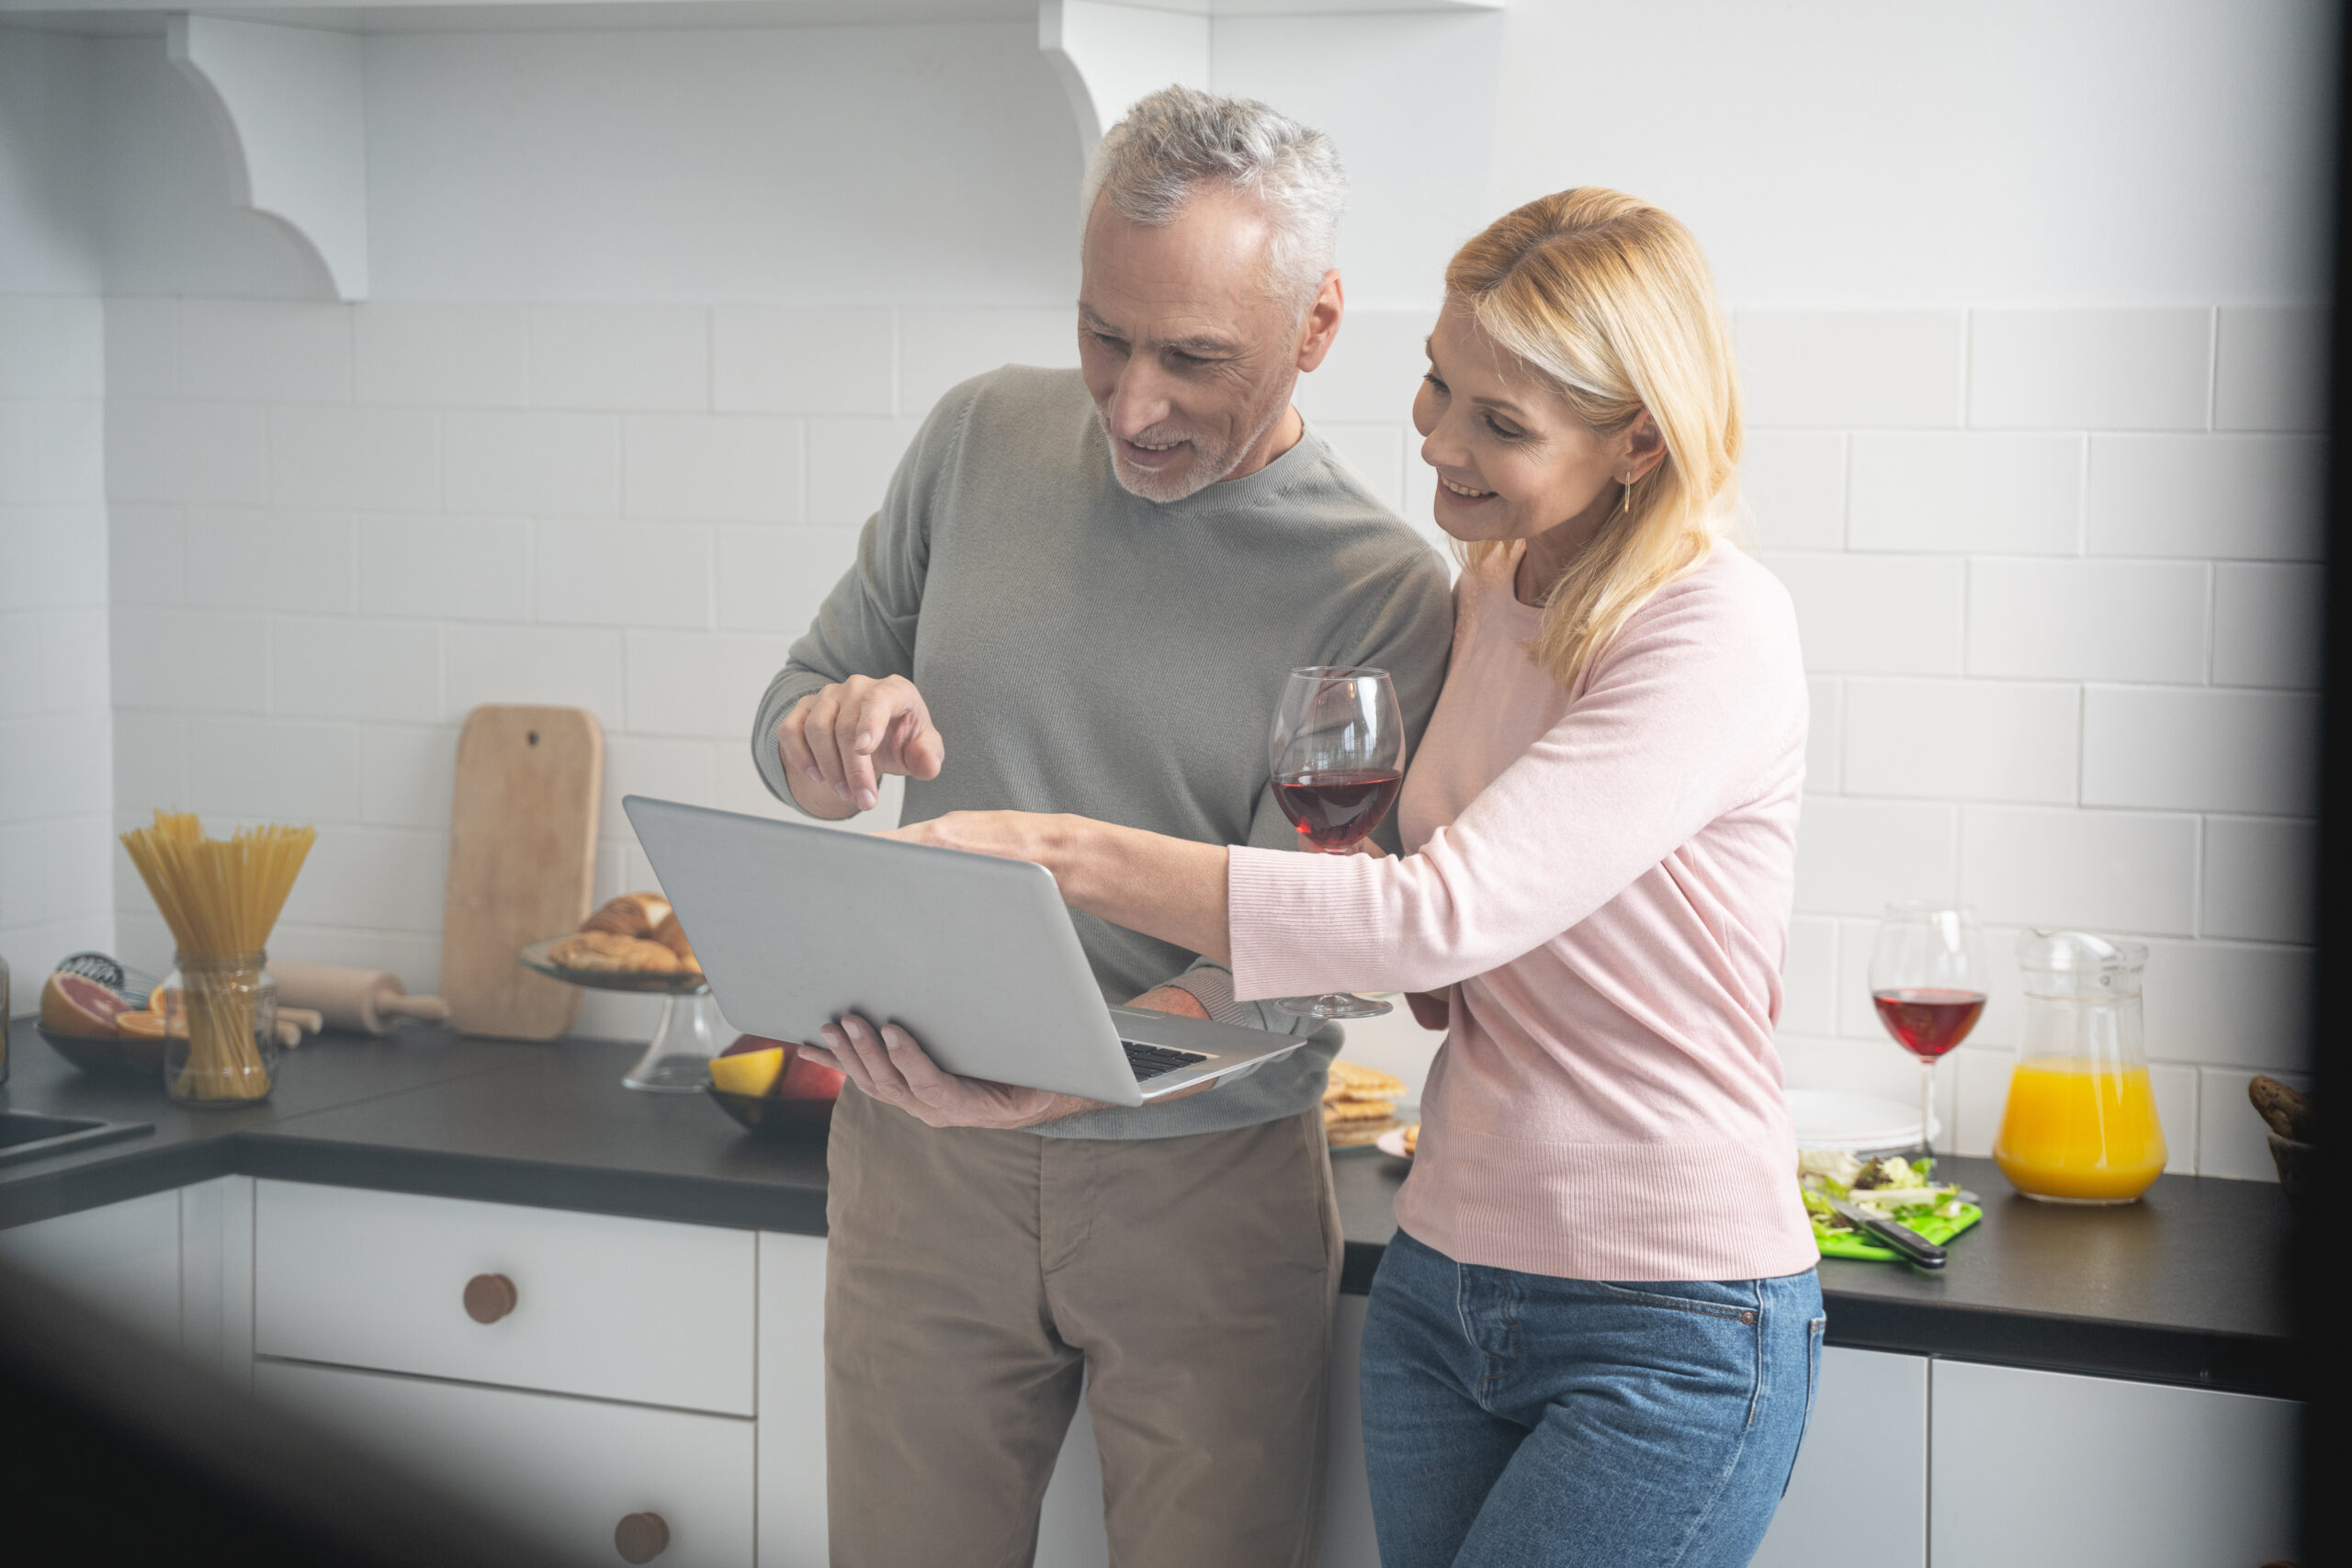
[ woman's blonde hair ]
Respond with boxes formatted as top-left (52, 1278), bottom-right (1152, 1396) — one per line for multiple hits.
top-left (1449, 187), bottom-right (1741, 690)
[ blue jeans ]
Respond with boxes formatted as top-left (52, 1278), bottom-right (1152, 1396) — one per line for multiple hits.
top-left (1360, 1229), bottom-right (1825, 1568)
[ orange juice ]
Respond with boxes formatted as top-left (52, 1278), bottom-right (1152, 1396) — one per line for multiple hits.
top-left (1994, 1058), bottom-right (2166, 1202)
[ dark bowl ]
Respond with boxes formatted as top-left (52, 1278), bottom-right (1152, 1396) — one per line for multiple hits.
top-left (2266, 1131), bottom-right (2312, 1199)
top-left (706, 1086), bottom-right (836, 1144)
top-left (38, 1026), bottom-right (168, 1078)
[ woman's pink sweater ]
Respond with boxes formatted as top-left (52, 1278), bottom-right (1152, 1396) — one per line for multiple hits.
top-left (1229, 544), bottom-right (1818, 1281)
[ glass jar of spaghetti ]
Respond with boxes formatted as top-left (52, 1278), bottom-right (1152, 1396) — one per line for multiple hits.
top-left (161, 951), bottom-right (278, 1105)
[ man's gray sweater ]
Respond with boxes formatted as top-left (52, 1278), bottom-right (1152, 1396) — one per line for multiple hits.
top-left (752, 366), bottom-right (1453, 1139)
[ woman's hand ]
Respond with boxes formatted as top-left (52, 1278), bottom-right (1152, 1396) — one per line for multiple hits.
top-left (888, 811), bottom-right (1064, 871)
top-left (799, 1014), bottom-right (1102, 1130)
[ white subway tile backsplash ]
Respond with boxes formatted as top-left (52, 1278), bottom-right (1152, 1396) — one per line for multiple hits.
top-left (1960, 806), bottom-right (2199, 935)
top-left (2196, 1066), bottom-right (2306, 1181)
top-left (2081, 687), bottom-right (2319, 816)
top-left (109, 608), bottom-right (269, 714)
top-left (536, 520), bottom-right (713, 629)
top-left (1947, 1046), bottom-right (2012, 1159)
top-left (2085, 434), bottom-right (2324, 560)
top-left (110, 709), bottom-right (188, 820)
top-left (1792, 797), bottom-right (1958, 915)
top-left (713, 525), bottom-right (860, 634)
top-left (1320, 423), bottom-right (1406, 514)
top-left (1965, 559), bottom-right (2207, 682)
top-left (1737, 310), bottom-right (1964, 428)
top-left (175, 402), bottom-right (275, 506)
top-left (1767, 553), bottom-right (1964, 674)
top-left (355, 302), bottom-right (529, 408)
top-left (623, 414), bottom-right (799, 521)
top-left (1295, 310), bottom-right (1431, 425)
top-left (897, 309), bottom-right (1080, 420)
top-left (2202, 816), bottom-right (2316, 945)
top-left (356, 514), bottom-right (533, 622)
top-left (178, 300), bottom-right (350, 405)
top-left (36, 400), bottom-right (103, 503)
top-left (0, 404), bottom-right (38, 504)
top-left (623, 629), bottom-right (796, 739)
top-left (444, 410), bottom-right (620, 517)
top-left (1780, 915), bottom-right (1838, 1035)
top-left (108, 504), bottom-right (184, 607)
top-left (188, 716), bottom-right (363, 822)
top-left (1740, 432), bottom-right (1845, 550)
top-left (271, 617), bottom-right (441, 723)
top-left (278, 825), bottom-right (447, 933)
top-left (103, 298), bottom-right (178, 400)
top-left (183, 508), bottom-right (355, 613)
top-left (2141, 938), bottom-right (2312, 1071)
top-left (713, 307), bottom-right (895, 415)
top-left (0, 502), bottom-right (107, 611)
top-left (0, 614), bottom-right (40, 715)
top-left (358, 724), bottom-right (458, 829)
top-left (1843, 679), bottom-right (2078, 804)
top-left (0, 295), bottom-right (103, 398)
top-left (1848, 434), bottom-right (2081, 554)
top-left (2150, 1064), bottom-right (2199, 1174)
top-left (40, 606), bottom-right (108, 714)
top-left (40, 815), bottom-right (114, 919)
top-left (1968, 309), bottom-right (2211, 431)
top-left (0, 822), bottom-right (46, 930)
top-left (2213, 305), bottom-right (2329, 433)
top-left (2212, 562), bottom-right (2323, 689)
top-left (0, 710), bottom-right (110, 820)
top-left (268, 924), bottom-right (444, 998)
top-left (101, 399), bottom-right (176, 502)
top-left (444, 623), bottom-right (624, 729)
top-left (599, 734), bottom-right (718, 840)
top-left (1804, 676), bottom-right (1840, 791)
top-left (528, 304), bottom-right (708, 411)
top-left (805, 417), bottom-right (919, 527)
top-left (270, 404), bottom-right (441, 512)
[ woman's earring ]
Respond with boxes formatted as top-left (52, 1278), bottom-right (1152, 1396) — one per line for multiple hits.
top-left (1620, 477), bottom-right (1634, 514)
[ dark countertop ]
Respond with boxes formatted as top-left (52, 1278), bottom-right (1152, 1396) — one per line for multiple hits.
top-left (3, 1019), bottom-right (2302, 1397)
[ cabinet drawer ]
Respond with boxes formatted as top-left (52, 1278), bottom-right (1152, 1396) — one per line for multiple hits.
top-left (254, 1181), bottom-right (754, 1415)
top-left (256, 1359), bottom-right (753, 1567)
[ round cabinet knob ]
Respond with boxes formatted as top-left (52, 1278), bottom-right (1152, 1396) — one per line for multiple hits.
top-left (614, 1511), bottom-right (670, 1563)
top-left (461, 1272), bottom-right (517, 1324)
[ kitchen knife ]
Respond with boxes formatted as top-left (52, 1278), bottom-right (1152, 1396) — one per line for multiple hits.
top-left (1825, 1194), bottom-right (1948, 1269)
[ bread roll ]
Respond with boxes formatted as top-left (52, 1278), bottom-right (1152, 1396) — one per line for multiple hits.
top-left (581, 892), bottom-right (673, 940)
top-left (549, 931), bottom-right (682, 974)
top-left (650, 910), bottom-right (701, 974)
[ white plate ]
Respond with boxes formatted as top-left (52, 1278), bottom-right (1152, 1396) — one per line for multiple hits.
top-left (1788, 1089), bottom-right (1939, 1153)
top-left (1374, 1125), bottom-right (1415, 1161)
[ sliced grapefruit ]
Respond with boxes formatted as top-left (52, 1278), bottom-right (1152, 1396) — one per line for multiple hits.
top-left (40, 971), bottom-right (132, 1038)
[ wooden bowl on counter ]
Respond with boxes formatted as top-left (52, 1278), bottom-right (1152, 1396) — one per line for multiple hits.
top-left (38, 1026), bottom-right (168, 1078)
top-left (705, 1086), bottom-right (835, 1144)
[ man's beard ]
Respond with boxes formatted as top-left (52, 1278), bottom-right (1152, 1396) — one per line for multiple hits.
top-left (1098, 389), bottom-right (1291, 503)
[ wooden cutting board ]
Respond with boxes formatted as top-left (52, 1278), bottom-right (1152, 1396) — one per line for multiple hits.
top-left (439, 705), bottom-right (603, 1040)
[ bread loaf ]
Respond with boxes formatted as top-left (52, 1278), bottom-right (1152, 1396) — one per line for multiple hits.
top-left (549, 931), bottom-right (682, 974)
top-left (650, 910), bottom-right (701, 974)
top-left (581, 892), bottom-right (673, 940)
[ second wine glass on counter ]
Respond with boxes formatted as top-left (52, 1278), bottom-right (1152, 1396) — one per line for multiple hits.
top-left (1868, 902), bottom-right (1987, 1164)
top-left (1269, 666), bottom-right (1404, 1021)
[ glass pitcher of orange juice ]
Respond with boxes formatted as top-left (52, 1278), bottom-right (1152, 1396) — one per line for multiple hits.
top-left (1994, 931), bottom-right (2166, 1203)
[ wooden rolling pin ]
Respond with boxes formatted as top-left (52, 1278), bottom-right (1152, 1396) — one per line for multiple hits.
top-left (271, 962), bottom-right (452, 1035)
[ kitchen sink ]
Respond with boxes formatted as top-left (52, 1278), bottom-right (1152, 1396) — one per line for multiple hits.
top-left (0, 1111), bottom-right (155, 1168)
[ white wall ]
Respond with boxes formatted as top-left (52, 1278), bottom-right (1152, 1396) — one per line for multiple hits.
top-left (0, 1), bottom-right (2332, 1166)
top-left (2, 28), bottom-right (115, 1003)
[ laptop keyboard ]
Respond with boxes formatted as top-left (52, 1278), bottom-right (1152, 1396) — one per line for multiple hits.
top-left (1123, 1041), bottom-right (1211, 1082)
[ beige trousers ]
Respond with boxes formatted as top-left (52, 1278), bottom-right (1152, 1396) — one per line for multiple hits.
top-left (823, 1086), bottom-right (1344, 1568)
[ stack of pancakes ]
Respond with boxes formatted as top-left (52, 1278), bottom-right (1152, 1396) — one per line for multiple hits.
top-left (1322, 1059), bottom-right (1407, 1148)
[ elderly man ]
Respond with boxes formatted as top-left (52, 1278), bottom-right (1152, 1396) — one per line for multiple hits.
top-left (751, 86), bottom-right (1452, 1567)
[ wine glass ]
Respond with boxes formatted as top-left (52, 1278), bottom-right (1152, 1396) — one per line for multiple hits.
top-left (1867, 902), bottom-right (1987, 1165)
top-left (1269, 667), bottom-right (1405, 1021)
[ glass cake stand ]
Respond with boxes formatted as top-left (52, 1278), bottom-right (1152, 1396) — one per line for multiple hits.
top-left (517, 938), bottom-right (724, 1092)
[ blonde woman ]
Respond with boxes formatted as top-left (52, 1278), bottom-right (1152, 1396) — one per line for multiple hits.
top-left (820, 189), bottom-right (1821, 1565)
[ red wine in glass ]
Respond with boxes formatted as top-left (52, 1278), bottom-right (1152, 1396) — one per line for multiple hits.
top-left (1274, 770), bottom-right (1405, 852)
top-left (1871, 988), bottom-right (1986, 1060)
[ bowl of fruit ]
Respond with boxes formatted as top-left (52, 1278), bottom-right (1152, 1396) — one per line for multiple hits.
top-left (705, 1034), bottom-right (844, 1143)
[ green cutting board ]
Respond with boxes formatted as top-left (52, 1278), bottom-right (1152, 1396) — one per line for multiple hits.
top-left (1815, 1202), bottom-right (1983, 1263)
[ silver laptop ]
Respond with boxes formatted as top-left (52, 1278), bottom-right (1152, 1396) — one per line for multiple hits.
top-left (623, 796), bottom-right (1305, 1106)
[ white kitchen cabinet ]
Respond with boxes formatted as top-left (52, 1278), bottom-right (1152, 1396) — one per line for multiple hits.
top-left (257, 1359), bottom-right (755, 1566)
top-left (0, 1188), bottom-right (184, 1345)
top-left (1751, 1347), bottom-right (1928, 1568)
top-left (1929, 1359), bottom-right (2301, 1568)
top-left (756, 1231), bottom-right (829, 1568)
top-left (254, 1179), bottom-right (755, 1415)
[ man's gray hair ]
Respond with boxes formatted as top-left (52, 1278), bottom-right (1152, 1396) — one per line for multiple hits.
top-left (1081, 85), bottom-right (1347, 307)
